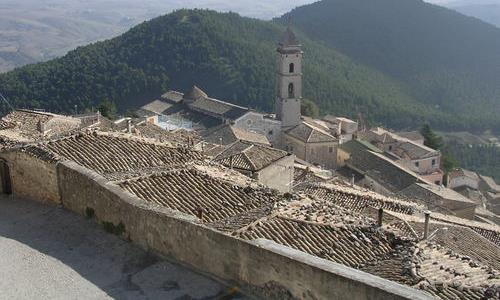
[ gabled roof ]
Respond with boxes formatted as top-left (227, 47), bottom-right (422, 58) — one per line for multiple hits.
top-left (184, 86), bottom-right (249, 121)
top-left (449, 168), bottom-right (479, 181)
top-left (214, 141), bottom-right (288, 172)
top-left (161, 90), bottom-right (184, 103)
top-left (140, 99), bottom-right (173, 115)
top-left (339, 139), bottom-right (382, 155)
top-left (202, 124), bottom-right (270, 146)
top-left (392, 140), bottom-right (439, 160)
top-left (285, 121), bottom-right (336, 143)
top-left (279, 26), bottom-right (300, 47)
top-left (189, 97), bottom-right (248, 119)
top-left (348, 150), bottom-right (423, 193)
top-left (480, 175), bottom-right (500, 193)
top-left (184, 85), bottom-right (208, 101)
top-left (396, 131), bottom-right (424, 142)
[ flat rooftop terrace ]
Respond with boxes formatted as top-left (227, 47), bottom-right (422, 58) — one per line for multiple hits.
top-left (0, 196), bottom-right (252, 300)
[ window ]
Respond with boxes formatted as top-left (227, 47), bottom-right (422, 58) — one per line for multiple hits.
top-left (288, 83), bottom-right (295, 98)
top-left (388, 145), bottom-right (393, 151)
top-left (268, 130), bottom-right (273, 135)
top-left (329, 147), bottom-right (334, 153)
top-left (432, 159), bottom-right (436, 166)
top-left (415, 161), bottom-right (420, 167)
top-left (289, 63), bottom-right (295, 73)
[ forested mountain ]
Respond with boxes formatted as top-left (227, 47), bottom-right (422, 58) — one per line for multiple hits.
top-left (280, 0), bottom-right (500, 133)
top-left (0, 9), bottom-right (444, 129)
top-left (0, 0), bottom-right (315, 73)
top-left (1, 0), bottom-right (500, 133)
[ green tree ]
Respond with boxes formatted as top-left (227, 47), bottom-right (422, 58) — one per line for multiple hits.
top-left (97, 99), bottom-right (117, 119)
top-left (301, 99), bottom-right (320, 118)
top-left (420, 124), bottom-right (443, 150)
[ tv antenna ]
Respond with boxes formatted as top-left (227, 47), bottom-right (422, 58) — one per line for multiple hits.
top-left (0, 92), bottom-right (15, 112)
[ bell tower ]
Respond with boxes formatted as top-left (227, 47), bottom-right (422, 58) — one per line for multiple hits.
top-left (275, 26), bottom-right (303, 129)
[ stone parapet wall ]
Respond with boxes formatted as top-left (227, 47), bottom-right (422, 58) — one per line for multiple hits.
top-left (56, 160), bottom-right (431, 300)
top-left (0, 151), bottom-right (60, 203)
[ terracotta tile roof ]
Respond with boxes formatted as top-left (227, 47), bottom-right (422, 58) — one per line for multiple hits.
top-left (161, 90), bottom-right (184, 103)
top-left (411, 223), bottom-right (500, 270)
top-left (347, 150), bottom-right (422, 193)
top-left (184, 86), bottom-right (249, 121)
top-left (202, 124), bottom-right (270, 146)
top-left (414, 242), bottom-right (499, 300)
top-left (480, 175), bottom-right (500, 193)
top-left (236, 211), bottom-right (418, 285)
top-left (140, 100), bottom-right (173, 115)
top-left (134, 122), bottom-right (200, 146)
top-left (0, 110), bottom-right (81, 141)
top-left (118, 167), bottom-right (282, 224)
top-left (0, 119), bottom-right (15, 130)
top-left (41, 132), bottom-right (204, 180)
top-left (297, 183), bottom-right (423, 215)
top-left (184, 85), bottom-right (208, 101)
top-left (279, 27), bottom-right (300, 47)
top-left (338, 139), bottom-right (382, 155)
top-left (285, 121), bottom-right (336, 143)
top-left (213, 141), bottom-right (288, 172)
top-left (448, 168), bottom-right (480, 181)
top-left (392, 140), bottom-right (439, 160)
top-left (18, 145), bottom-right (60, 163)
top-left (429, 213), bottom-right (500, 247)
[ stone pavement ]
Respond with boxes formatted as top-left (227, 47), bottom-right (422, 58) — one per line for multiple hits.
top-left (0, 195), bottom-right (253, 300)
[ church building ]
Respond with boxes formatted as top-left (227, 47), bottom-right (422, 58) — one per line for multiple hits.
top-left (274, 27), bottom-right (348, 170)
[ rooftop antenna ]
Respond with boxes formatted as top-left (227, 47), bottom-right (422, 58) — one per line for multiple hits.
top-left (0, 92), bottom-right (15, 112)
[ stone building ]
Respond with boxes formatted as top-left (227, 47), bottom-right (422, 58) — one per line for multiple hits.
top-left (136, 27), bottom-right (358, 171)
top-left (0, 109), bottom-right (81, 142)
top-left (203, 124), bottom-right (270, 146)
top-left (282, 121), bottom-right (338, 169)
top-left (337, 139), bottom-right (478, 219)
top-left (448, 168), bottom-right (480, 190)
top-left (212, 141), bottom-right (294, 192)
top-left (361, 128), bottom-right (444, 185)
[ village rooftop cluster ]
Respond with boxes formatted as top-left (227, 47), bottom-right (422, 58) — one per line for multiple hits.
top-left (0, 27), bottom-right (498, 299)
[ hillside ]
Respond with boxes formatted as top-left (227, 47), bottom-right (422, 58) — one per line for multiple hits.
top-left (0, 0), bottom-right (314, 73)
top-left (280, 0), bottom-right (500, 133)
top-left (0, 9), bottom-right (447, 129)
top-left (1, 3), bottom-right (500, 132)
top-left (451, 4), bottom-right (500, 28)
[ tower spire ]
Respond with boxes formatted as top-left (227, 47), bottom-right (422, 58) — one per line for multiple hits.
top-left (275, 25), bottom-right (303, 129)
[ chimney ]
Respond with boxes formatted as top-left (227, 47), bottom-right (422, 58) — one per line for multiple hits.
top-left (424, 211), bottom-right (431, 240)
top-left (127, 119), bottom-right (132, 134)
top-left (378, 208), bottom-right (384, 227)
top-left (196, 206), bottom-right (204, 222)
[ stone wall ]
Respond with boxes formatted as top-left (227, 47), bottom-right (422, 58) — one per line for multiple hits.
top-left (56, 161), bottom-right (431, 300)
top-left (0, 151), bottom-right (60, 203)
top-left (256, 154), bottom-right (295, 192)
top-left (234, 112), bottom-right (282, 145)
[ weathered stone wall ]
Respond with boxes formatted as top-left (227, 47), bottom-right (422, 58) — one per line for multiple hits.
top-left (57, 161), bottom-right (431, 300)
top-left (234, 112), bottom-right (282, 145)
top-left (0, 151), bottom-right (60, 203)
top-left (256, 155), bottom-right (295, 192)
